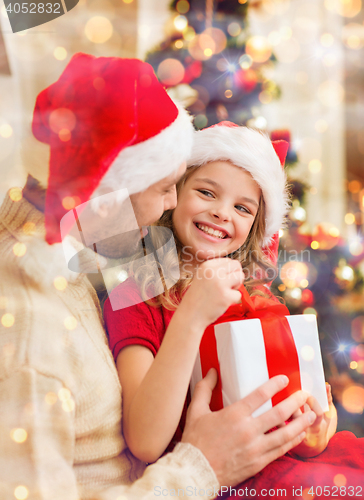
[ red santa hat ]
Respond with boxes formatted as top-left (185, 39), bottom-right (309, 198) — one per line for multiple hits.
top-left (187, 121), bottom-right (289, 247)
top-left (31, 53), bottom-right (193, 244)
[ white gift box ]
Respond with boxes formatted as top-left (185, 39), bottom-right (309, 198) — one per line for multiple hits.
top-left (191, 314), bottom-right (329, 417)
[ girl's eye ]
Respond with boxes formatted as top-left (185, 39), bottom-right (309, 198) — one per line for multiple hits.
top-left (236, 205), bottom-right (250, 214)
top-left (198, 189), bottom-right (214, 197)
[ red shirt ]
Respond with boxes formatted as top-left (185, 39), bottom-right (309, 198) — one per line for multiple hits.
top-left (103, 278), bottom-right (188, 451)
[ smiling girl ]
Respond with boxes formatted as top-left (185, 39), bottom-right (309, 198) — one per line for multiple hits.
top-left (104, 123), bottom-right (335, 465)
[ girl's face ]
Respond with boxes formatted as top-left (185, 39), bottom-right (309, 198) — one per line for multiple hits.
top-left (172, 161), bottom-right (261, 263)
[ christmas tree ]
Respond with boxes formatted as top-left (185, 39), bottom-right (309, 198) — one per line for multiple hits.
top-left (146, 0), bottom-right (279, 129)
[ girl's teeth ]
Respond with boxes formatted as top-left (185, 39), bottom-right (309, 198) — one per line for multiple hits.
top-left (197, 223), bottom-right (226, 239)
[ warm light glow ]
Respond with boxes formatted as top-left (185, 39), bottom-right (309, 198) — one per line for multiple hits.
top-left (0, 123), bottom-right (13, 138)
top-left (13, 243), bottom-right (27, 257)
top-left (279, 229), bottom-right (284, 238)
top-left (62, 399), bottom-right (75, 412)
top-left (58, 388), bottom-right (71, 402)
top-left (311, 241), bottom-right (319, 249)
top-left (301, 345), bottom-right (315, 361)
top-left (174, 15), bottom-right (188, 31)
top-left (45, 392), bottom-right (58, 405)
top-left (350, 361), bottom-right (358, 369)
top-left (320, 33), bottom-right (334, 46)
top-left (280, 262), bottom-right (308, 289)
top-left (349, 241), bottom-right (363, 256)
top-left (224, 89), bottom-right (233, 98)
top-left (176, 0), bottom-right (189, 14)
top-left (84, 16), bottom-right (113, 43)
top-left (59, 129), bottom-right (71, 142)
top-left (259, 91), bottom-right (272, 104)
top-left (9, 188), bottom-right (23, 202)
top-left (22, 222), bottom-right (35, 235)
top-left (228, 22), bottom-right (241, 37)
top-left (11, 428), bottom-right (27, 443)
top-left (175, 39), bottom-right (184, 49)
top-left (117, 270), bottom-right (128, 282)
top-left (246, 36), bottom-right (272, 63)
top-left (304, 307), bottom-right (317, 315)
top-left (278, 284), bottom-right (286, 292)
top-left (183, 27), bottom-right (195, 41)
top-left (348, 180), bottom-right (361, 193)
top-left (329, 227), bottom-right (340, 237)
top-left (333, 474), bottom-right (347, 487)
top-left (49, 108), bottom-right (76, 134)
top-left (14, 486), bottom-right (28, 500)
top-left (308, 159), bottom-right (322, 173)
top-left (53, 47), bottom-right (67, 60)
top-left (342, 385), bottom-right (364, 413)
top-left (54, 276), bottom-right (68, 291)
top-left (300, 279), bottom-right (309, 288)
top-left (64, 316), bottom-right (77, 330)
top-left (1, 313), bottom-right (14, 327)
top-left (291, 206), bottom-right (306, 222)
top-left (62, 196), bottom-right (80, 210)
top-left (93, 77), bottom-right (105, 90)
top-left (239, 54), bottom-right (253, 69)
top-left (268, 30), bottom-right (281, 46)
top-left (204, 48), bottom-right (212, 57)
top-left (157, 59), bottom-right (185, 86)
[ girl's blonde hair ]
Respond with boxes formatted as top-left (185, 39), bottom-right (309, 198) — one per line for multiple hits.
top-left (130, 162), bottom-right (277, 310)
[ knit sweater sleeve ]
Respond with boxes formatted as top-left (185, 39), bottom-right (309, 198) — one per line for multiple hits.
top-left (0, 367), bottom-right (78, 500)
top-left (91, 443), bottom-right (220, 500)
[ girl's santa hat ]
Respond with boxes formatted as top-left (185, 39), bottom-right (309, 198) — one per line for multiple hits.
top-left (187, 121), bottom-right (289, 247)
top-left (29, 53), bottom-right (193, 244)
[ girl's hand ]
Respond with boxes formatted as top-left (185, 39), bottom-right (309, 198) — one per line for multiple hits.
top-left (178, 258), bottom-right (244, 331)
top-left (290, 383), bottom-right (337, 458)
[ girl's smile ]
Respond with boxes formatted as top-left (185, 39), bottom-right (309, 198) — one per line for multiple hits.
top-left (172, 161), bottom-right (261, 265)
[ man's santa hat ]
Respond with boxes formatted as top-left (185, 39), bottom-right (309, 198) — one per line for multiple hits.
top-left (187, 121), bottom-right (289, 248)
top-left (30, 53), bottom-right (193, 244)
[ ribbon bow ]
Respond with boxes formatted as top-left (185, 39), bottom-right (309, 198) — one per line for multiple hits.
top-left (199, 285), bottom-right (302, 411)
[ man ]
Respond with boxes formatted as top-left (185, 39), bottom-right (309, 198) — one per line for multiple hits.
top-left (0, 54), bottom-right (314, 500)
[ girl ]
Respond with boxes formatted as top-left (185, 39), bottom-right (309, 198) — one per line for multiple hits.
top-left (104, 122), bottom-right (336, 465)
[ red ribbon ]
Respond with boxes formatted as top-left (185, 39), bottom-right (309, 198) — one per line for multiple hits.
top-left (199, 285), bottom-right (302, 411)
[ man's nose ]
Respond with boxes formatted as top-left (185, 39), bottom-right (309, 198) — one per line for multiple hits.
top-left (164, 186), bottom-right (177, 211)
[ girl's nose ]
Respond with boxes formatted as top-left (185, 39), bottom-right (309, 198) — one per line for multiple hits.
top-left (211, 204), bottom-right (231, 222)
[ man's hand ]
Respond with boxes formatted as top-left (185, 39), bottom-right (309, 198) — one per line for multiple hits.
top-left (182, 369), bottom-right (316, 488)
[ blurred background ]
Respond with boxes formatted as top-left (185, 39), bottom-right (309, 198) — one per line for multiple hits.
top-left (0, 0), bottom-right (363, 435)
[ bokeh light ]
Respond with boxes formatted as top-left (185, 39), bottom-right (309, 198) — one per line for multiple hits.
top-left (10, 428), bottom-right (27, 443)
top-left (351, 316), bottom-right (364, 342)
top-left (1, 313), bottom-right (14, 327)
top-left (246, 36), bottom-right (272, 63)
top-left (14, 486), bottom-right (28, 500)
top-left (228, 22), bottom-right (241, 37)
top-left (157, 59), bottom-right (185, 86)
top-left (84, 16), bottom-right (113, 44)
top-left (9, 188), bottom-right (22, 202)
top-left (308, 159), bottom-right (322, 173)
top-left (49, 108), bottom-right (76, 135)
top-left (64, 316), bottom-right (77, 330)
top-left (280, 262), bottom-right (309, 289)
top-left (342, 384), bottom-right (364, 413)
top-left (333, 474), bottom-right (347, 487)
top-left (342, 23), bottom-right (364, 49)
top-left (54, 276), bottom-right (68, 291)
top-left (53, 47), bottom-right (67, 61)
top-left (325, 0), bottom-right (361, 17)
top-left (320, 33), bottom-right (334, 47)
top-left (0, 123), bottom-right (13, 138)
top-left (176, 0), bottom-right (189, 14)
top-left (312, 223), bottom-right (340, 250)
top-left (174, 15), bottom-right (187, 31)
top-left (13, 243), bottom-right (27, 257)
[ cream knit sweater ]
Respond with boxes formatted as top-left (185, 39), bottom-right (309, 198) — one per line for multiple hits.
top-left (0, 193), bottom-right (219, 500)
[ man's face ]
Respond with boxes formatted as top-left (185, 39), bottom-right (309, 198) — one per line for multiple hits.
top-left (87, 162), bottom-right (187, 259)
top-left (129, 161), bottom-right (186, 227)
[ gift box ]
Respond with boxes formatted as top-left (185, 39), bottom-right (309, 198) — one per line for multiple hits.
top-left (190, 286), bottom-right (329, 417)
